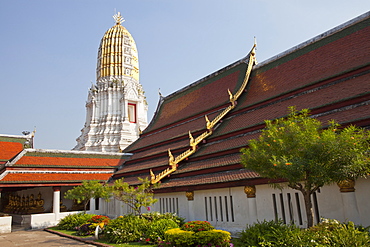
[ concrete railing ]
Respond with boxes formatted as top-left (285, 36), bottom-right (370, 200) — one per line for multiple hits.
top-left (0, 216), bottom-right (12, 233)
top-left (31, 211), bottom-right (80, 229)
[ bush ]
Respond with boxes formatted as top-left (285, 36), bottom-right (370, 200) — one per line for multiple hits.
top-left (307, 219), bottom-right (370, 246)
top-left (161, 228), bottom-right (195, 247)
top-left (161, 221), bottom-right (231, 247)
top-left (234, 219), bottom-right (370, 246)
top-left (194, 229), bottom-right (231, 247)
top-left (143, 218), bottom-right (179, 244)
top-left (234, 220), bottom-right (301, 246)
top-left (141, 212), bottom-right (185, 226)
top-left (181, 220), bottom-right (214, 232)
top-left (102, 214), bottom-right (148, 244)
top-left (57, 213), bottom-right (96, 230)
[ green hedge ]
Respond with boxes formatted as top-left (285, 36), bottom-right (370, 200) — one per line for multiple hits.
top-left (160, 221), bottom-right (231, 247)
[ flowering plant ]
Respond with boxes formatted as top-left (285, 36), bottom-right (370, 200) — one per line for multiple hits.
top-left (182, 221), bottom-right (214, 232)
top-left (76, 223), bottom-right (94, 236)
top-left (87, 215), bottom-right (110, 224)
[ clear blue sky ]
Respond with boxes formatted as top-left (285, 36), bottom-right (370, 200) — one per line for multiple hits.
top-left (0, 1), bottom-right (368, 150)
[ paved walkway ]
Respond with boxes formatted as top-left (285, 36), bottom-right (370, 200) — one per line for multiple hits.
top-left (0, 229), bottom-right (96, 247)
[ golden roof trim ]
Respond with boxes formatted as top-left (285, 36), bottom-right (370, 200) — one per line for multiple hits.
top-left (150, 44), bottom-right (256, 184)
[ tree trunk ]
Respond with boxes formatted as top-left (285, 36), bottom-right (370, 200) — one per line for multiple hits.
top-left (84, 200), bottom-right (89, 213)
top-left (302, 189), bottom-right (314, 228)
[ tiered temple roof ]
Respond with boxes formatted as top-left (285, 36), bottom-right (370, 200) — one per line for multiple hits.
top-left (0, 136), bottom-right (131, 188)
top-left (112, 13), bottom-right (370, 192)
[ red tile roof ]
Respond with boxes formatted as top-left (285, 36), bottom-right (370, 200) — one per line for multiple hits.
top-left (14, 155), bottom-right (124, 168)
top-left (0, 172), bottom-right (112, 183)
top-left (7, 149), bottom-right (130, 169)
top-left (142, 63), bottom-right (248, 135)
top-left (0, 148), bottom-right (130, 186)
top-left (0, 141), bottom-right (23, 163)
top-left (158, 169), bottom-right (260, 189)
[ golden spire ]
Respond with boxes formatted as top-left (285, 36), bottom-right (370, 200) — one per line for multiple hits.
top-left (96, 12), bottom-right (139, 81)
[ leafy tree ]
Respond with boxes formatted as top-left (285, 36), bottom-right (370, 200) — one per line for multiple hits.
top-left (241, 107), bottom-right (370, 228)
top-left (110, 177), bottom-right (158, 215)
top-left (64, 180), bottom-right (110, 212)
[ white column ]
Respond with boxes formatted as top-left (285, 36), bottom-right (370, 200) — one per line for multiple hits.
top-left (341, 193), bottom-right (361, 224)
top-left (89, 198), bottom-right (96, 214)
top-left (338, 180), bottom-right (361, 225)
top-left (53, 187), bottom-right (60, 221)
top-left (186, 192), bottom-right (195, 221)
top-left (244, 186), bottom-right (258, 224)
top-left (247, 198), bottom-right (258, 224)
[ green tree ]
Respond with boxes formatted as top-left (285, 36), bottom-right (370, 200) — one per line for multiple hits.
top-left (64, 180), bottom-right (110, 212)
top-left (110, 177), bottom-right (158, 215)
top-left (241, 107), bottom-right (370, 228)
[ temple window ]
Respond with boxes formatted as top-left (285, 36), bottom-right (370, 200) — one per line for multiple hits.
top-left (128, 103), bottom-right (136, 123)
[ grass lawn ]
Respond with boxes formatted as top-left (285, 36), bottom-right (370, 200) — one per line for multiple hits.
top-left (48, 227), bottom-right (156, 246)
top-left (95, 240), bottom-right (156, 246)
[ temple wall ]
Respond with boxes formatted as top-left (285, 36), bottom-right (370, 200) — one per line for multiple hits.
top-left (354, 178), bottom-right (370, 224)
top-left (146, 178), bottom-right (370, 233)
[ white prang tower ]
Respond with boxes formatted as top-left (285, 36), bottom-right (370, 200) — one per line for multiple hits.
top-left (74, 13), bottom-right (148, 152)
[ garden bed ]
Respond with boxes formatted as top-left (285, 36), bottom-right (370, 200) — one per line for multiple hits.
top-left (46, 227), bottom-right (155, 246)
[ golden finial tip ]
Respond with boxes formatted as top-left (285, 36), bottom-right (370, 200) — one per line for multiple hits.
top-left (113, 12), bottom-right (125, 25)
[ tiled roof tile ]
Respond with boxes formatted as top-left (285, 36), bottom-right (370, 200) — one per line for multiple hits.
top-left (0, 142), bottom-right (23, 162)
top-left (14, 155), bottom-right (125, 168)
top-left (0, 172), bottom-right (112, 183)
top-left (159, 169), bottom-right (259, 189)
top-left (143, 63), bottom-right (248, 134)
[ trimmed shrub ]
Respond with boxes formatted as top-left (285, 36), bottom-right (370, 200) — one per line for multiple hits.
top-left (102, 214), bottom-right (148, 244)
top-left (161, 228), bottom-right (195, 247)
top-left (181, 220), bottom-right (214, 232)
top-left (57, 213), bottom-right (96, 230)
top-left (161, 221), bottom-right (231, 247)
top-left (194, 229), bottom-right (231, 247)
top-left (143, 218), bottom-right (179, 244)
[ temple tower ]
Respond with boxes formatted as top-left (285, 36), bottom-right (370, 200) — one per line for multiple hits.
top-left (74, 13), bottom-right (148, 152)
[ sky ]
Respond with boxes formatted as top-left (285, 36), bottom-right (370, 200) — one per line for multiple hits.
top-left (0, 1), bottom-right (369, 150)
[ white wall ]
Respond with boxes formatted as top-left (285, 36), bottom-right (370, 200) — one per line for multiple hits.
top-left (146, 178), bottom-right (370, 233)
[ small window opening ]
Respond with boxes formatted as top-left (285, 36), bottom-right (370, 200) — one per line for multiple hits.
top-left (128, 103), bottom-right (136, 123)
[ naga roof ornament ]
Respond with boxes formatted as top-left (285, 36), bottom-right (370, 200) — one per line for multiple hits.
top-left (150, 43), bottom-right (257, 184)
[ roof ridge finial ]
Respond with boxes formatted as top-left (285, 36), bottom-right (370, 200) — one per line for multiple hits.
top-left (113, 12), bottom-right (125, 25)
